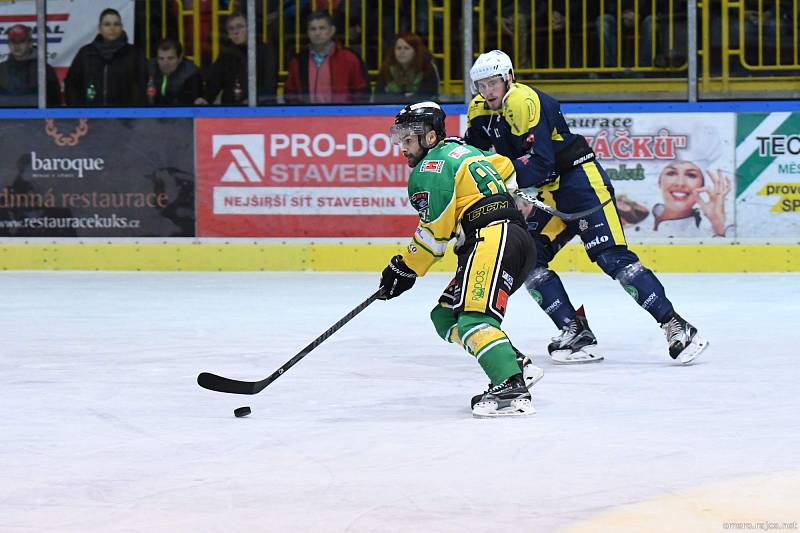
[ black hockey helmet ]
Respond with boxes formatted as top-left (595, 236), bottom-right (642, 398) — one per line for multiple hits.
top-left (390, 101), bottom-right (447, 149)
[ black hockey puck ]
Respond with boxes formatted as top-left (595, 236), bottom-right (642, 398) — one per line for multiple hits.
top-left (234, 406), bottom-right (251, 418)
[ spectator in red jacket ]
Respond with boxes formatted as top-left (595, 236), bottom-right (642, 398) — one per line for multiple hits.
top-left (284, 11), bottom-right (368, 104)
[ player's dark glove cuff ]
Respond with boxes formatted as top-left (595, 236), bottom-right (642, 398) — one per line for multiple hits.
top-left (378, 255), bottom-right (417, 300)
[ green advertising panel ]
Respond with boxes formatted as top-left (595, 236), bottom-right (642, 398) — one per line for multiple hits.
top-left (736, 112), bottom-right (800, 238)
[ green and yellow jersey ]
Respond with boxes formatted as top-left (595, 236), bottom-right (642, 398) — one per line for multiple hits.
top-left (401, 139), bottom-right (519, 276)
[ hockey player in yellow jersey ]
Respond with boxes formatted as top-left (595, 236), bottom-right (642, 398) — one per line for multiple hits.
top-left (465, 50), bottom-right (707, 365)
top-left (377, 101), bottom-right (542, 417)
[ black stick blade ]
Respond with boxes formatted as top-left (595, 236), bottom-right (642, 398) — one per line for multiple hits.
top-left (197, 372), bottom-right (260, 395)
top-left (196, 289), bottom-right (382, 397)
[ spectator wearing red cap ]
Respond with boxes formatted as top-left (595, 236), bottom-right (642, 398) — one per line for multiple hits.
top-left (64, 8), bottom-right (147, 106)
top-left (0, 24), bottom-right (61, 107)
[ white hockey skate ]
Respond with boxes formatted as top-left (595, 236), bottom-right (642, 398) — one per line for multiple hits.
top-left (661, 313), bottom-right (708, 364)
top-left (471, 374), bottom-right (535, 418)
top-left (548, 306), bottom-right (604, 364)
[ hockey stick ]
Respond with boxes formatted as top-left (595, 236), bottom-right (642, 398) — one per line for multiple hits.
top-left (515, 189), bottom-right (612, 222)
top-left (197, 288), bottom-right (383, 395)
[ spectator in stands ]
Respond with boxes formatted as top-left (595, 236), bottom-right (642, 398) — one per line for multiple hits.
top-left (64, 8), bottom-right (147, 106)
top-left (284, 11), bottom-right (369, 104)
top-left (596, 1), bottom-right (650, 69)
top-left (646, 0), bottom-right (689, 69)
top-left (146, 39), bottom-right (202, 106)
top-left (0, 24), bottom-right (60, 107)
top-left (196, 11), bottom-right (277, 105)
top-left (597, 0), bottom-right (688, 71)
top-left (484, 3), bottom-right (531, 69)
top-left (379, 1), bottom-right (429, 54)
top-left (374, 32), bottom-right (439, 103)
top-left (304, 1), bottom-right (433, 69)
top-left (533, 1), bottom-right (585, 71)
top-left (712, 1), bottom-right (793, 73)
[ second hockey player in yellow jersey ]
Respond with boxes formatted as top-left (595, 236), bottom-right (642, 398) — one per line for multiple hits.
top-left (465, 50), bottom-right (707, 365)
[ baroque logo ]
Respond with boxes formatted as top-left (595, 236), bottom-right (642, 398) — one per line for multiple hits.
top-left (45, 119), bottom-right (89, 146)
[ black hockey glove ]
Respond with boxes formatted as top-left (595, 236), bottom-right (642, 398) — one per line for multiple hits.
top-left (378, 255), bottom-right (417, 300)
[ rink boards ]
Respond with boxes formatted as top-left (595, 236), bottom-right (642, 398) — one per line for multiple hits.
top-left (1, 240), bottom-right (798, 272)
top-left (1, 102), bottom-right (798, 272)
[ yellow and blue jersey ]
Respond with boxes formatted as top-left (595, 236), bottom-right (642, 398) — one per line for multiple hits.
top-left (465, 81), bottom-right (627, 259)
top-left (465, 82), bottom-right (587, 190)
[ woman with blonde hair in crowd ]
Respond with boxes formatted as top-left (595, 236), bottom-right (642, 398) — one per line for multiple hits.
top-left (374, 32), bottom-right (439, 103)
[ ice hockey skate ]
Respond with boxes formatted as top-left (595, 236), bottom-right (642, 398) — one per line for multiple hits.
top-left (471, 373), bottom-right (535, 418)
top-left (474, 348), bottom-right (543, 397)
top-left (514, 348), bottom-right (544, 388)
top-left (548, 306), bottom-right (604, 364)
top-left (661, 312), bottom-right (708, 364)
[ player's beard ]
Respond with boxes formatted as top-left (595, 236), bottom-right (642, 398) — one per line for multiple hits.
top-left (404, 147), bottom-right (425, 168)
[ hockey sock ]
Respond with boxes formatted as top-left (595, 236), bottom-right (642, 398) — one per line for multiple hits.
top-left (524, 267), bottom-right (577, 328)
top-left (615, 262), bottom-right (675, 323)
top-left (458, 312), bottom-right (520, 385)
top-left (430, 303), bottom-right (461, 344)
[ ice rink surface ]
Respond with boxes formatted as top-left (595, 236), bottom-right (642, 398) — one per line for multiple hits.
top-left (2, 271), bottom-right (799, 532)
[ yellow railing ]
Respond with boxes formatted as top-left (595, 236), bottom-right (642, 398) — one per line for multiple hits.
top-left (475, 0), bottom-right (688, 76)
top-left (144, 0), bottom-right (202, 65)
top-left (210, 1), bottom-right (238, 61)
top-left (266, 0), bottom-right (451, 91)
top-left (699, 0), bottom-right (800, 94)
top-left (140, 0), bottom-right (799, 99)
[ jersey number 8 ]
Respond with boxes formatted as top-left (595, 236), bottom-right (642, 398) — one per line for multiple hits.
top-left (468, 160), bottom-right (507, 196)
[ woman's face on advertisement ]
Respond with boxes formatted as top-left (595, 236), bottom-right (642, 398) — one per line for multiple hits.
top-left (659, 160), bottom-right (704, 214)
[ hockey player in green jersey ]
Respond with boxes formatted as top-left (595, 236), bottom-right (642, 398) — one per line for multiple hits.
top-left (377, 101), bottom-right (541, 418)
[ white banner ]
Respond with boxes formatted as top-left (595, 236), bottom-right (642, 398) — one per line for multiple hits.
top-left (0, 0), bottom-right (135, 68)
top-left (213, 187), bottom-right (412, 215)
top-left (569, 113), bottom-right (737, 239)
top-left (735, 112), bottom-right (800, 238)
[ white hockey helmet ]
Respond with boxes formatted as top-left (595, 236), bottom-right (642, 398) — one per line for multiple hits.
top-left (469, 50), bottom-right (515, 94)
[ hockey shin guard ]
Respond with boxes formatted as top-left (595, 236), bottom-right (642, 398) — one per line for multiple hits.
top-left (524, 267), bottom-right (577, 328)
top-left (458, 312), bottom-right (520, 385)
top-left (615, 262), bottom-right (674, 323)
top-left (430, 304), bottom-right (461, 344)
